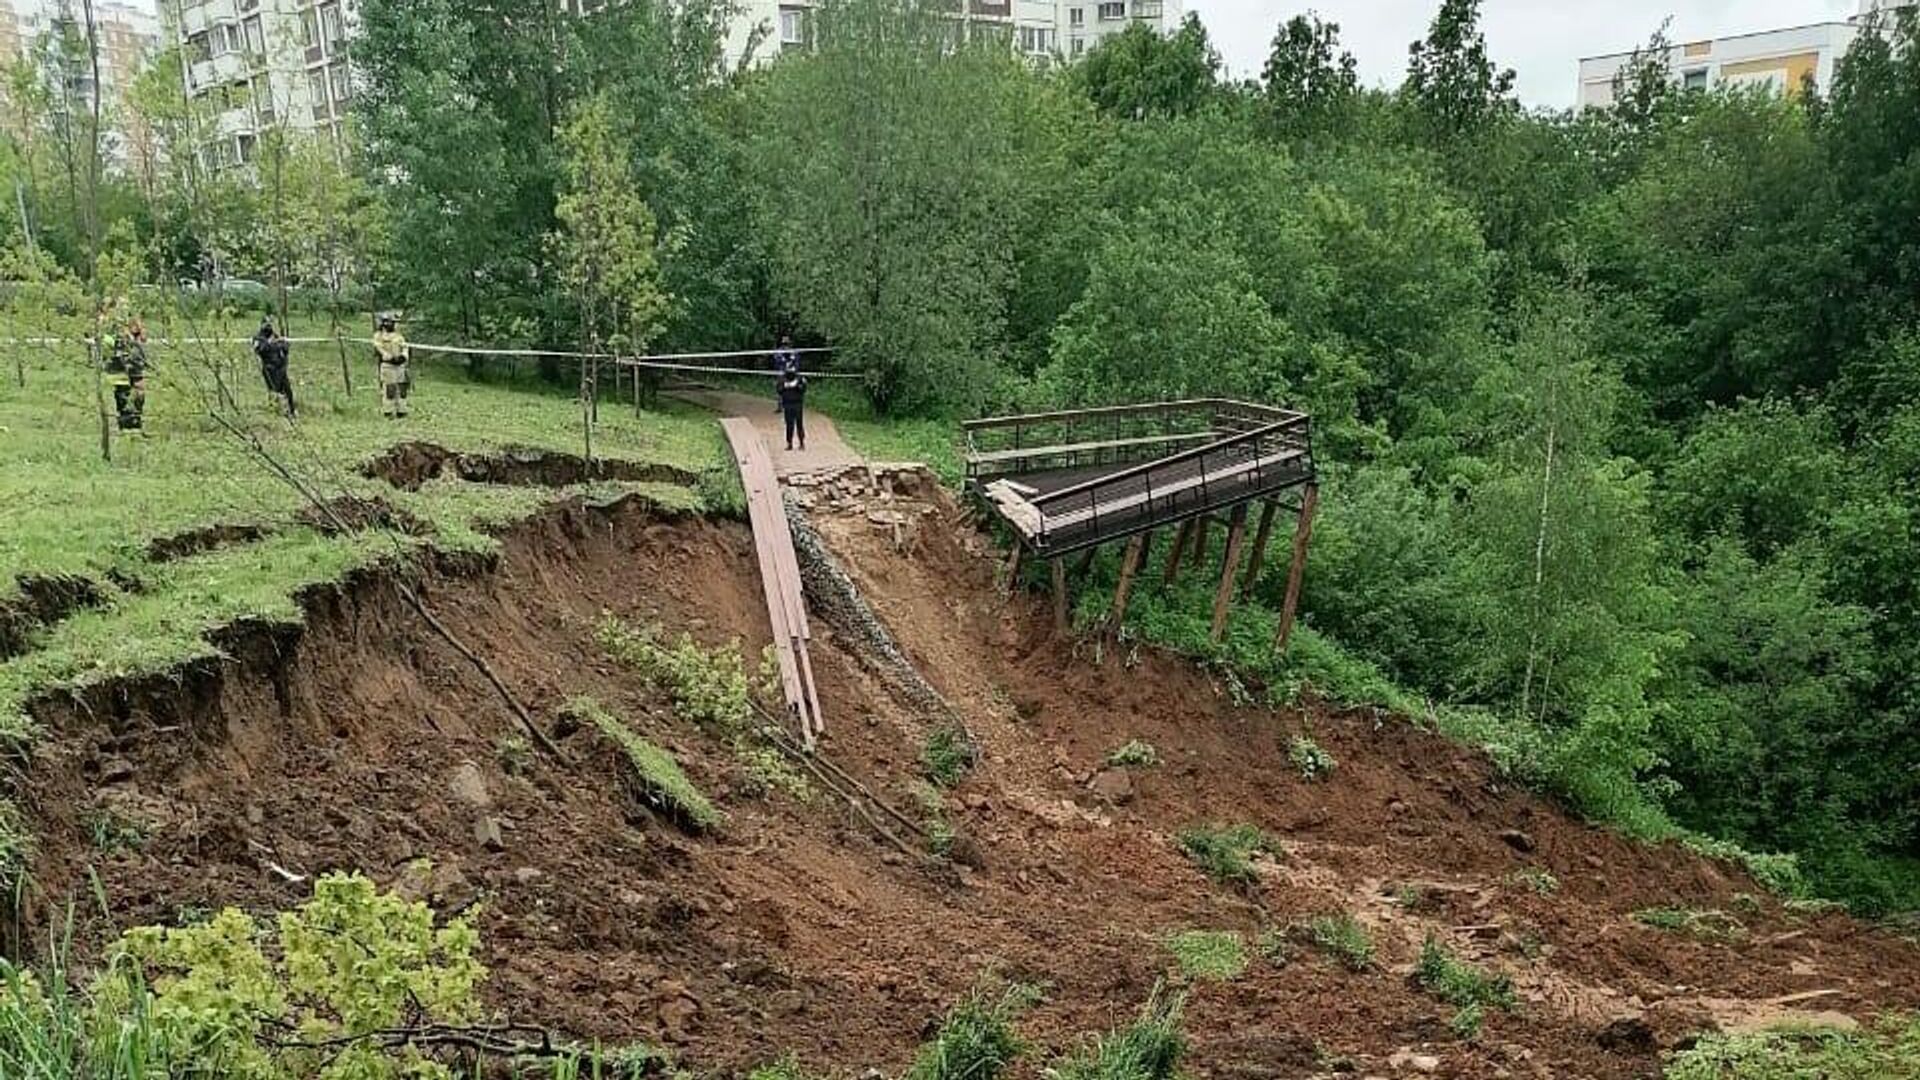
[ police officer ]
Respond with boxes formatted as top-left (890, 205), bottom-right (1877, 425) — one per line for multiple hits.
top-left (103, 317), bottom-right (150, 434)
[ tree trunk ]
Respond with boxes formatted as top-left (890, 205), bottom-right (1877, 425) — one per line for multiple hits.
top-left (1520, 404), bottom-right (1559, 719)
top-left (81, 0), bottom-right (109, 463)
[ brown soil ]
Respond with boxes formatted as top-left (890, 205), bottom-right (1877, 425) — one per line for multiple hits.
top-left (146, 522), bottom-right (276, 563)
top-left (0, 573), bottom-right (105, 660)
top-left (362, 441), bottom-right (700, 491)
top-left (12, 486), bottom-right (1920, 1079)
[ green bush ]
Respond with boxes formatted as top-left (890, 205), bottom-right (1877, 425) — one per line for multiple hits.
top-left (1506, 867), bottom-right (1560, 896)
top-left (1663, 1015), bottom-right (1920, 1079)
top-left (1106, 740), bottom-right (1160, 768)
top-left (1414, 937), bottom-right (1514, 1039)
top-left (568, 697), bottom-right (723, 833)
top-left (922, 725), bottom-right (977, 788)
top-left (1045, 985), bottom-right (1186, 1080)
top-left (1287, 735), bottom-right (1337, 781)
top-left (1164, 930), bottom-right (1247, 981)
top-left (905, 984), bottom-right (1039, 1080)
top-left (1303, 914), bottom-right (1375, 972)
top-left (1176, 825), bottom-right (1277, 886)
top-left (596, 616), bottom-right (755, 736)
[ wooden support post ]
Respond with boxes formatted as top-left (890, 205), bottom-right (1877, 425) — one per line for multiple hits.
top-left (1003, 544), bottom-right (1024, 594)
top-left (1051, 557), bottom-right (1070, 634)
top-left (1210, 504), bottom-right (1250, 644)
top-left (1275, 484), bottom-right (1321, 653)
top-left (1073, 546), bottom-right (1098, 578)
top-left (1241, 499), bottom-right (1280, 595)
top-left (1163, 520), bottom-right (1192, 585)
top-left (1192, 514), bottom-right (1212, 567)
top-left (1110, 533), bottom-right (1147, 628)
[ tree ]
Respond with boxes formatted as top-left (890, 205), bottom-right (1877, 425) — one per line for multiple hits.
top-left (1073, 14), bottom-right (1220, 120)
top-left (1261, 13), bottom-right (1358, 142)
top-left (280, 130), bottom-right (386, 394)
top-left (551, 92), bottom-right (672, 464)
top-left (1403, 0), bottom-right (1516, 141)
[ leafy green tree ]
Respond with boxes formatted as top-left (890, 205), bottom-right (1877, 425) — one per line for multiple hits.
top-left (1403, 0), bottom-right (1516, 141)
top-left (1260, 13), bottom-right (1358, 143)
top-left (1073, 15), bottom-right (1221, 120)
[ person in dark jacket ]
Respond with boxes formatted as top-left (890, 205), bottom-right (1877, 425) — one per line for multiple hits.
top-left (252, 318), bottom-right (296, 419)
top-left (777, 367), bottom-right (807, 451)
top-left (103, 318), bottom-right (150, 433)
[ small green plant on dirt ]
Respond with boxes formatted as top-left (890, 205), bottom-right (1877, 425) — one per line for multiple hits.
top-left (1256, 928), bottom-right (1296, 968)
top-left (1633, 906), bottom-right (1747, 944)
top-left (1176, 824), bottom-right (1278, 886)
top-left (914, 783), bottom-right (957, 859)
top-left (567, 697), bottom-right (723, 833)
top-left (0, 798), bottom-right (30, 893)
top-left (494, 732), bottom-right (533, 777)
top-left (1287, 735), bottom-right (1337, 781)
top-left (596, 615), bottom-right (753, 736)
top-left (905, 983), bottom-right (1041, 1080)
top-left (1389, 882), bottom-right (1439, 912)
top-left (1045, 983), bottom-right (1187, 1080)
top-left (747, 1054), bottom-right (825, 1080)
top-left (1507, 867), bottom-right (1560, 896)
top-left (1164, 930), bottom-right (1247, 982)
top-left (85, 808), bottom-right (145, 854)
top-left (1662, 1014), bottom-right (1920, 1079)
top-left (922, 725), bottom-right (977, 788)
top-left (737, 744), bottom-right (813, 803)
top-left (1302, 914), bottom-right (1375, 972)
top-left (1314, 1045), bottom-right (1359, 1072)
top-left (1449, 1001), bottom-right (1489, 1041)
top-left (1732, 892), bottom-right (1765, 918)
top-left (1106, 740), bottom-right (1160, 769)
top-left (1414, 936), bottom-right (1516, 1040)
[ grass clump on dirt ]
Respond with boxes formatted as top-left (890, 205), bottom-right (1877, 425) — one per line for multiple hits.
top-left (567, 697), bottom-right (723, 833)
top-left (1045, 985), bottom-right (1187, 1080)
top-left (1176, 824), bottom-right (1277, 886)
top-left (1107, 740), bottom-right (1160, 768)
top-left (922, 724), bottom-right (977, 788)
top-left (1507, 867), bottom-right (1560, 896)
top-left (1414, 937), bottom-right (1516, 1039)
top-left (596, 616), bottom-right (754, 735)
top-left (1302, 913), bottom-right (1376, 972)
top-left (1164, 930), bottom-right (1247, 982)
top-left (913, 783), bottom-right (959, 859)
top-left (1287, 735), bottom-right (1337, 781)
top-left (1633, 906), bottom-right (1747, 944)
top-left (905, 983), bottom-right (1040, 1080)
top-left (747, 1055), bottom-right (826, 1080)
top-left (1663, 1014), bottom-right (1920, 1079)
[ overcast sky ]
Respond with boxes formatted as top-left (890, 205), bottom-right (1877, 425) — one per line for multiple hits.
top-left (1188, 0), bottom-right (1861, 109)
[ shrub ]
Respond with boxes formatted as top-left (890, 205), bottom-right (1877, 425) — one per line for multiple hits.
top-left (1256, 928), bottom-right (1295, 967)
top-left (1287, 736), bottom-right (1337, 781)
top-left (1107, 740), bottom-right (1160, 768)
top-left (1303, 914), bottom-right (1375, 972)
top-left (494, 733), bottom-right (533, 777)
top-left (1662, 1014), bottom-right (1920, 1079)
top-left (1506, 867), bottom-right (1560, 896)
top-left (915, 783), bottom-right (958, 860)
top-left (905, 984), bottom-right (1040, 1080)
top-left (748, 1055), bottom-right (825, 1080)
top-left (1176, 825), bottom-right (1277, 886)
top-left (1164, 930), bottom-right (1247, 982)
top-left (922, 725), bottom-right (977, 788)
top-left (568, 697), bottom-right (723, 833)
top-left (596, 616), bottom-right (754, 736)
top-left (1045, 984), bottom-right (1186, 1080)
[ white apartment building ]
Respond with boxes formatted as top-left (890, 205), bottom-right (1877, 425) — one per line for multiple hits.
top-left (721, 0), bottom-right (1177, 69)
top-left (1578, 0), bottom-right (1916, 109)
top-left (173, 0), bottom-right (354, 167)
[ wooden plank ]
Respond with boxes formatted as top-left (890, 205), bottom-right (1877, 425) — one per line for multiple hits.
top-left (1038, 449), bottom-right (1308, 532)
top-left (1275, 483), bottom-right (1321, 653)
top-left (1211, 504), bottom-right (1250, 643)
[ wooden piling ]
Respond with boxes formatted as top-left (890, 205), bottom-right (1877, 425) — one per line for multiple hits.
top-left (1211, 504), bottom-right (1250, 644)
top-left (1241, 499), bottom-right (1280, 595)
top-left (1163, 520), bottom-right (1193, 585)
top-left (1052, 557), bottom-right (1070, 634)
top-left (1111, 533), bottom-right (1147, 628)
top-left (1275, 484), bottom-right (1321, 653)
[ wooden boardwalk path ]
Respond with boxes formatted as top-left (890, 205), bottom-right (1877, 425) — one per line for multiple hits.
top-left (720, 418), bottom-right (825, 749)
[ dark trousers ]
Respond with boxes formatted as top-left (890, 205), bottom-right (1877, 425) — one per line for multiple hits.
top-left (783, 406), bottom-right (805, 448)
top-left (112, 382), bottom-right (144, 430)
top-left (261, 360), bottom-right (295, 416)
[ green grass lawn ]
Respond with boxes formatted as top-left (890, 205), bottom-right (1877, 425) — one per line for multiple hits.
top-left (0, 339), bottom-right (724, 741)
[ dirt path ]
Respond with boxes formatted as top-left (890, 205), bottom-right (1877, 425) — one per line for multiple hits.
top-left (673, 388), bottom-right (863, 477)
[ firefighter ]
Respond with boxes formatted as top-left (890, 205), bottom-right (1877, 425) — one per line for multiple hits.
top-left (102, 316), bottom-right (149, 434)
top-left (252, 317), bottom-right (296, 419)
top-left (371, 313), bottom-right (410, 418)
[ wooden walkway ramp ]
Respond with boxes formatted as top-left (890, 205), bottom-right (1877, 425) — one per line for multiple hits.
top-left (721, 418), bottom-right (825, 749)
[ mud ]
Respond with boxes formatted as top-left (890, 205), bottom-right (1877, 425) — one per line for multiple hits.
top-left (362, 441), bottom-right (700, 491)
top-left (11, 483), bottom-right (1920, 1079)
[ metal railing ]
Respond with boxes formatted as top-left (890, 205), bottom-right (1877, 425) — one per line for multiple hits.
top-left (963, 399), bottom-right (1305, 490)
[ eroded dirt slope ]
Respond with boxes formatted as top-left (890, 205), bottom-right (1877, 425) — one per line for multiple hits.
top-left (12, 484), bottom-right (1920, 1079)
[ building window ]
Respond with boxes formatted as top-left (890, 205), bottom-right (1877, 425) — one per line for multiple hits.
top-left (319, 3), bottom-right (345, 50)
top-left (243, 16), bottom-right (264, 58)
top-left (308, 68), bottom-right (328, 110)
top-left (1682, 68), bottom-right (1709, 91)
top-left (1071, 36), bottom-right (1084, 55)
top-left (1068, 7), bottom-right (1083, 25)
top-left (1097, 2), bottom-right (1123, 19)
top-left (778, 6), bottom-right (806, 46)
top-left (329, 61), bottom-right (350, 106)
top-left (301, 8), bottom-right (319, 48)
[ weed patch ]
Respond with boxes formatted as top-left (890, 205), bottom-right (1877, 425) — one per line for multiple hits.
top-left (568, 697), bottom-right (723, 833)
top-left (1106, 740), bottom-right (1160, 768)
top-left (922, 725), bottom-right (977, 788)
top-left (1300, 914), bottom-right (1375, 972)
top-left (1045, 984), bottom-right (1186, 1080)
top-left (1506, 867), bottom-right (1560, 896)
top-left (905, 984), bottom-right (1039, 1080)
top-left (1164, 930), bottom-right (1247, 982)
top-left (1632, 907), bottom-right (1747, 944)
top-left (1663, 1014), bottom-right (1920, 1079)
top-left (1414, 937), bottom-right (1515, 1039)
top-left (1176, 824), bottom-right (1278, 886)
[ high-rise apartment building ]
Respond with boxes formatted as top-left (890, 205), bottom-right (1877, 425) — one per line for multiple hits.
top-left (720, 0), bottom-right (1178, 69)
top-left (173, 0), bottom-right (354, 167)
